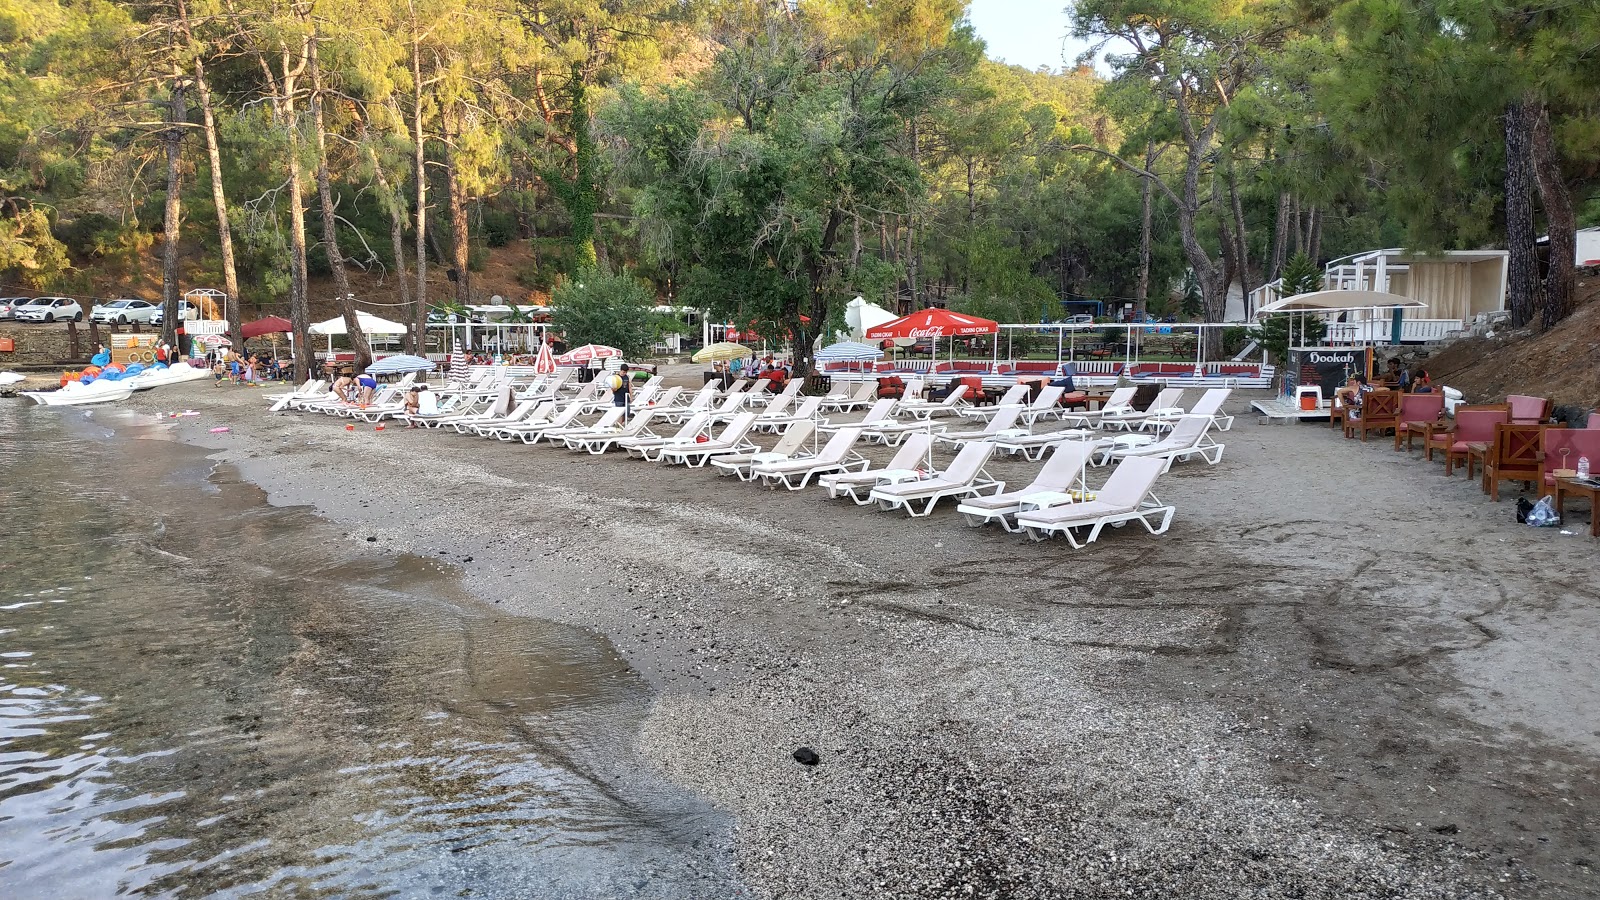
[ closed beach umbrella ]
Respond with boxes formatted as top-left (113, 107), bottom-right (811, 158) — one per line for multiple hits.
top-left (814, 341), bottom-right (883, 362)
top-left (534, 342), bottom-right (556, 375)
top-left (555, 344), bottom-right (623, 365)
top-left (692, 341), bottom-right (754, 363)
top-left (364, 354), bottom-right (435, 375)
top-left (195, 334), bottom-right (232, 348)
top-left (449, 337), bottom-right (469, 384)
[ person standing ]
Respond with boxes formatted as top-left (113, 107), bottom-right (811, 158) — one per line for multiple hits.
top-left (609, 363), bottom-right (633, 422)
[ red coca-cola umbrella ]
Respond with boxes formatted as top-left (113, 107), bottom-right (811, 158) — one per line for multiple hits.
top-left (865, 308), bottom-right (998, 340)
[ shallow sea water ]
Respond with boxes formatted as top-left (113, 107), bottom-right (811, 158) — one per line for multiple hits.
top-left (0, 401), bottom-right (736, 898)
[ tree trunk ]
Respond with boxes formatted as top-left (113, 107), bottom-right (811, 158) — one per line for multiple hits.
top-left (180, 0), bottom-right (240, 345)
top-left (361, 109), bottom-right (412, 351)
top-left (281, 46), bottom-right (314, 381)
top-left (1306, 205), bottom-right (1322, 264)
top-left (567, 69), bottom-right (599, 269)
top-left (1530, 100), bottom-right (1576, 329)
top-left (160, 68), bottom-right (186, 349)
top-left (442, 107), bottom-right (471, 305)
top-left (409, 36), bottom-right (430, 354)
top-left (1269, 191), bottom-right (1291, 283)
top-left (1503, 99), bottom-right (1542, 328)
top-left (309, 35), bottom-right (371, 368)
top-left (1135, 142), bottom-right (1154, 317)
top-left (1228, 169), bottom-right (1252, 317)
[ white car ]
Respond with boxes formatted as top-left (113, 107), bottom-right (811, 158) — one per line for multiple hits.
top-left (14, 296), bottom-right (84, 323)
top-left (149, 301), bottom-right (200, 327)
top-left (0, 297), bottom-right (31, 320)
top-left (90, 298), bottom-right (159, 325)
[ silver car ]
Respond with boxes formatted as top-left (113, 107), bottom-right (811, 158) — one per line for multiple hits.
top-left (0, 297), bottom-right (31, 320)
top-left (90, 298), bottom-right (159, 325)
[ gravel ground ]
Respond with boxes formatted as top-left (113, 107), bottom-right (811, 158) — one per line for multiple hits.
top-left (74, 369), bottom-right (1599, 899)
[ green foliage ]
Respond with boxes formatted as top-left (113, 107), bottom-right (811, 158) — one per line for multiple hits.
top-left (1280, 252), bottom-right (1322, 296)
top-left (1258, 314), bottom-right (1327, 364)
top-left (550, 266), bottom-right (680, 358)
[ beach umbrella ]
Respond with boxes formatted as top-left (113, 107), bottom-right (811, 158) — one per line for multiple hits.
top-left (693, 341), bottom-right (754, 363)
top-left (534, 342), bottom-right (556, 375)
top-left (865, 307), bottom-right (999, 340)
top-left (364, 354), bottom-right (435, 375)
top-left (241, 316), bottom-right (293, 339)
top-left (449, 337), bottom-right (470, 384)
top-left (555, 343), bottom-right (622, 365)
top-left (195, 334), bottom-right (232, 347)
top-left (814, 341), bottom-right (883, 362)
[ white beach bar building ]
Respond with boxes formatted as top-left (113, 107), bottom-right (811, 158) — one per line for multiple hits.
top-left (1248, 248), bottom-right (1509, 344)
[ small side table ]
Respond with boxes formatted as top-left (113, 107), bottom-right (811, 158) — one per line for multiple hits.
top-left (1554, 478), bottom-right (1600, 537)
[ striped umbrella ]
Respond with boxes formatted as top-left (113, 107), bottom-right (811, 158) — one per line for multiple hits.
top-left (365, 354), bottom-right (435, 375)
top-left (534, 342), bottom-right (556, 375)
top-left (555, 344), bottom-right (622, 365)
top-left (814, 341), bottom-right (883, 362)
top-left (449, 337), bottom-right (470, 384)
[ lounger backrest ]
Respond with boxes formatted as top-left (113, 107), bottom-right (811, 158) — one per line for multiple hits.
top-left (942, 441), bottom-right (996, 485)
top-left (791, 396), bottom-right (824, 419)
top-left (983, 405), bottom-right (1024, 434)
top-left (524, 399), bottom-right (556, 423)
top-left (904, 378), bottom-right (924, 397)
top-left (1029, 441), bottom-right (1094, 493)
top-left (1188, 388), bottom-right (1231, 418)
top-left (995, 384), bottom-right (1029, 407)
top-left (771, 421), bottom-right (818, 457)
top-left (589, 407), bottom-right (625, 429)
top-left (1157, 415), bottom-right (1210, 449)
top-left (854, 381), bottom-right (875, 401)
top-left (1103, 386), bottom-right (1137, 410)
top-left (716, 412), bottom-right (759, 443)
top-left (1151, 387), bottom-right (1184, 410)
top-left (780, 378), bottom-right (804, 398)
top-left (671, 411), bottom-right (711, 440)
top-left (942, 385), bottom-right (969, 406)
top-left (712, 392), bottom-right (746, 414)
top-left (633, 378), bottom-right (663, 405)
top-left (505, 399), bottom-right (539, 421)
top-left (817, 426), bottom-right (864, 463)
top-left (684, 383), bottom-right (717, 409)
top-left (748, 378), bottom-right (772, 395)
top-left (885, 432), bottom-right (934, 471)
top-left (486, 385), bottom-right (513, 418)
top-left (1098, 456), bottom-right (1165, 513)
top-left (761, 393), bottom-right (795, 417)
top-left (860, 398), bottom-right (896, 425)
top-left (1031, 385), bottom-right (1065, 410)
top-left (547, 402), bottom-right (586, 427)
top-left (649, 386), bottom-right (683, 408)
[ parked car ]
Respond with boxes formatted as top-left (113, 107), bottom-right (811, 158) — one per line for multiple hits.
top-left (0, 297), bottom-right (32, 320)
top-left (14, 296), bottom-right (83, 323)
top-left (149, 301), bottom-right (200, 327)
top-left (90, 298), bottom-right (159, 325)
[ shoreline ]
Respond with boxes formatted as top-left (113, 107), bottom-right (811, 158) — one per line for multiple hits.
top-left (100, 376), bottom-right (1598, 898)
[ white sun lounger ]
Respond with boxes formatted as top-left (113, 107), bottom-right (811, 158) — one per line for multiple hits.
top-left (541, 406), bottom-right (625, 444)
top-left (456, 397), bottom-right (543, 434)
top-left (817, 433), bottom-right (935, 504)
top-left (751, 426), bottom-right (869, 490)
top-left (1058, 386), bottom-right (1137, 429)
top-left (1142, 388), bottom-right (1234, 432)
top-left (897, 385), bottom-right (970, 420)
top-left (993, 425), bottom-right (1105, 461)
top-left (861, 411), bottom-right (946, 446)
top-left (958, 384), bottom-right (1029, 420)
top-left (1018, 385), bottom-right (1068, 424)
top-left (514, 402), bottom-right (591, 444)
top-left (657, 412), bottom-right (760, 466)
top-left (1095, 414), bottom-right (1223, 470)
top-left (622, 411), bottom-right (713, 460)
top-left (956, 442), bottom-right (1095, 531)
top-left (754, 395), bottom-right (825, 433)
top-left (868, 440), bottom-right (1004, 517)
top-left (1099, 387), bottom-right (1185, 431)
top-left (478, 401), bottom-right (557, 440)
top-left (934, 405), bottom-right (1024, 448)
top-left (820, 381), bottom-right (875, 412)
top-left (563, 406), bottom-right (667, 454)
top-left (711, 420), bottom-right (818, 480)
top-left (1016, 456), bottom-right (1173, 546)
top-left (821, 397), bottom-right (895, 434)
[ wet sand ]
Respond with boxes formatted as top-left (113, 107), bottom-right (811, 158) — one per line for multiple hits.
top-left (104, 372), bottom-right (1599, 898)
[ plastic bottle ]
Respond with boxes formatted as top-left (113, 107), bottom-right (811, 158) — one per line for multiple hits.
top-left (1579, 456), bottom-right (1590, 479)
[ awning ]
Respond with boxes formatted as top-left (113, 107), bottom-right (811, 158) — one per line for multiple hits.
top-left (1254, 290), bottom-right (1428, 316)
top-left (308, 311), bottom-right (409, 335)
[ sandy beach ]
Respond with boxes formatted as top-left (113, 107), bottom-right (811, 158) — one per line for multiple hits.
top-left (102, 371), bottom-right (1598, 898)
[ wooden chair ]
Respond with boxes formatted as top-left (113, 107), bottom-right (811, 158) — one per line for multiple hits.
top-left (1345, 390), bottom-right (1401, 441)
top-left (1394, 393), bottom-right (1447, 452)
top-left (1482, 423), bottom-right (1560, 501)
top-left (1538, 428), bottom-right (1600, 492)
top-left (1426, 405), bottom-right (1510, 475)
top-left (1506, 394), bottom-right (1551, 424)
top-left (1329, 392), bottom-right (1348, 431)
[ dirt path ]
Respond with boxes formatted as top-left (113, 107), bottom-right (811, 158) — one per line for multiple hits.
top-left (100, 377), bottom-right (1597, 898)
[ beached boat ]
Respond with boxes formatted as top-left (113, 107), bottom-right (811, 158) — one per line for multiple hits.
top-left (124, 362), bottom-right (211, 391)
top-left (23, 379), bottom-right (136, 406)
top-left (0, 372), bottom-right (24, 387)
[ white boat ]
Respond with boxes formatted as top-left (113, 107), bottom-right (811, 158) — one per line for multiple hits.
top-left (124, 362), bottom-right (212, 391)
top-left (0, 372), bottom-right (24, 387)
top-left (23, 379), bottom-right (136, 406)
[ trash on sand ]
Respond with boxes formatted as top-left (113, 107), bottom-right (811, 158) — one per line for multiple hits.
top-left (208, 426), bottom-right (230, 434)
top-left (792, 747), bottom-right (821, 766)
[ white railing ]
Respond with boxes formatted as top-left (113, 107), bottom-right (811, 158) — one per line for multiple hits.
top-left (1325, 318), bottom-right (1461, 344)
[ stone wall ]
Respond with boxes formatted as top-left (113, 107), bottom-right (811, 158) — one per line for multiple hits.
top-left (0, 321), bottom-right (158, 368)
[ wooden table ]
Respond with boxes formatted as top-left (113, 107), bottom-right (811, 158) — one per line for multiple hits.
top-left (1465, 441), bottom-right (1491, 480)
top-left (1554, 478), bottom-right (1600, 537)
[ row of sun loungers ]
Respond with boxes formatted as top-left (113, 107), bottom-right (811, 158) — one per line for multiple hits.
top-left (269, 369), bottom-right (1229, 548)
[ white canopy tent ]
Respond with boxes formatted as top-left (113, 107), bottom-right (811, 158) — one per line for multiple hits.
top-left (308, 311), bottom-right (409, 356)
top-left (844, 296), bottom-right (898, 341)
top-left (1253, 289), bottom-right (1427, 316)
